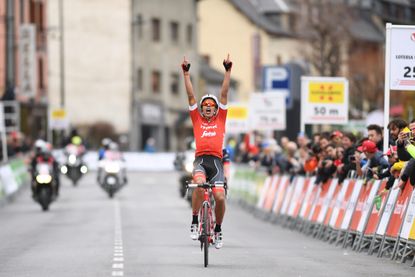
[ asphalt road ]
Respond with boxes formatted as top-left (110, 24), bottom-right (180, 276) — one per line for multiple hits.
top-left (0, 171), bottom-right (413, 277)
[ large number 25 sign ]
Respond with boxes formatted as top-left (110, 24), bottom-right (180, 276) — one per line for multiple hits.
top-left (403, 66), bottom-right (415, 78)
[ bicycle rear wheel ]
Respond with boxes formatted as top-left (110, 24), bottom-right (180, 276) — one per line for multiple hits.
top-left (202, 203), bottom-right (210, 267)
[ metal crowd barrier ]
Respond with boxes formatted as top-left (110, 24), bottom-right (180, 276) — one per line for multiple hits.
top-left (230, 165), bottom-right (415, 267)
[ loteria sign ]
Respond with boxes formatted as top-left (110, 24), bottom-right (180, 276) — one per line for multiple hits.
top-left (389, 25), bottom-right (415, 90)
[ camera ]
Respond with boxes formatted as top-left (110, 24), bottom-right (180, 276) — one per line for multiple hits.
top-left (348, 156), bottom-right (356, 162)
top-left (402, 127), bottom-right (412, 140)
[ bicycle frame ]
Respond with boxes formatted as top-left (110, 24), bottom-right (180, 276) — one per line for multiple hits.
top-left (187, 182), bottom-right (225, 267)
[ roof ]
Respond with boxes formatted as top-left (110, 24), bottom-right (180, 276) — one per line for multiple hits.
top-left (255, 0), bottom-right (290, 14)
top-left (348, 11), bottom-right (384, 42)
top-left (199, 57), bottom-right (238, 87)
top-left (229, 0), bottom-right (291, 36)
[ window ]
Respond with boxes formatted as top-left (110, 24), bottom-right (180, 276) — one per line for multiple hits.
top-left (137, 68), bottom-right (143, 91)
top-left (151, 71), bottom-right (161, 93)
top-left (38, 59), bottom-right (44, 89)
top-left (170, 21), bottom-right (179, 43)
top-left (186, 24), bottom-right (193, 45)
top-left (136, 14), bottom-right (143, 39)
top-left (152, 18), bottom-right (161, 42)
top-left (170, 73), bottom-right (179, 94)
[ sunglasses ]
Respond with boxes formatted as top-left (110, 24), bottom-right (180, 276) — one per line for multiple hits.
top-left (202, 101), bottom-right (217, 107)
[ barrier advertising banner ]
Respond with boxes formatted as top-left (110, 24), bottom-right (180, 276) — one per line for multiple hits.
top-left (400, 190), bottom-right (415, 239)
top-left (287, 176), bottom-right (306, 217)
top-left (356, 180), bottom-right (382, 233)
top-left (386, 183), bottom-right (413, 237)
top-left (376, 185), bottom-right (400, 236)
top-left (341, 179), bottom-right (364, 230)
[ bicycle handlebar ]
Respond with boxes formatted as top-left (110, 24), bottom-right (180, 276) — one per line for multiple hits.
top-left (186, 182), bottom-right (226, 189)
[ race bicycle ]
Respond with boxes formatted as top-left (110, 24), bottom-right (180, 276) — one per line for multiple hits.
top-left (187, 181), bottom-right (226, 267)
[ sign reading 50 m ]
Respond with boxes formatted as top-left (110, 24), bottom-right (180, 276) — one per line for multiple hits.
top-left (301, 77), bottom-right (349, 125)
top-left (390, 26), bottom-right (415, 90)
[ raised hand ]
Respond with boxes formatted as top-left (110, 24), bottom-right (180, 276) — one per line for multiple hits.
top-left (181, 56), bottom-right (191, 72)
top-left (223, 54), bottom-right (232, 72)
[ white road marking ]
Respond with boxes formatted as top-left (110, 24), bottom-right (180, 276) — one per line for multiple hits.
top-left (112, 200), bottom-right (124, 276)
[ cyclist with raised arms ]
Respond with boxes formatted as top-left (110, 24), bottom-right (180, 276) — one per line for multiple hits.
top-left (181, 54), bottom-right (232, 249)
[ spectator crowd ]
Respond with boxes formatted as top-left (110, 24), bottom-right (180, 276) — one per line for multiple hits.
top-left (226, 118), bottom-right (415, 194)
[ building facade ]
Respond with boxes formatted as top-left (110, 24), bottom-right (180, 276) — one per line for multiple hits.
top-left (130, 0), bottom-right (199, 151)
top-left (198, 0), bottom-right (301, 102)
top-left (0, 0), bottom-right (49, 140)
top-left (48, 0), bottom-right (131, 145)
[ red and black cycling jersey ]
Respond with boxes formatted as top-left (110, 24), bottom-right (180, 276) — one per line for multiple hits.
top-left (189, 103), bottom-right (227, 159)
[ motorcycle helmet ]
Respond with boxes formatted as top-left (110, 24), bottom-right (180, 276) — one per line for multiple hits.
top-left (34, 139), bottom-right (46, 154)
top-left (109, 142), bottom-right (119, 151)
top-left (102, 138), bottom-right (111, 147)
top-left (71, 136), bottom-right (82, 146)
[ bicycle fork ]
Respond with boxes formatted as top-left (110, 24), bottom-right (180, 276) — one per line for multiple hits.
top-left (199, 190), bottom-right (214, 250)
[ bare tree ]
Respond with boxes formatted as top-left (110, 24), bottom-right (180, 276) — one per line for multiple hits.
top-left (297, 0), bottom-right (354, 77)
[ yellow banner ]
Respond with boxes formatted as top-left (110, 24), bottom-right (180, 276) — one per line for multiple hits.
top-left (409, 218), bottom-right (415, 240)
top-left (308, 82), bottom-right (344, 104)
top-left (228, 106), bottom-right (248, 119)
top-left (51, 109), bottom-right (66, 119)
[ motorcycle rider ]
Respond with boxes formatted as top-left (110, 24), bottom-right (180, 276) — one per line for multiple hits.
top-left (98, 138), bottom-right (112, 160)
top-left (182, 54), bottom-right (232, 249)
top-left (30, 139), bottom-right (60, 197)
top-left (65, 135), bottom-right (86, 157)
top-left (98, 142), bottom-right (127, 185)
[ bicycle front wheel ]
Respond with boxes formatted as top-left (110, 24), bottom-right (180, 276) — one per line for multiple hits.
top-left (203, 203), bottom-right (209, 267)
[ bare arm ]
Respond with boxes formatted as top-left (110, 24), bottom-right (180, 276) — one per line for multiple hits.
top-left (181, 57), bottom-right (196, 106)
top-left (220, 54), bottom-right (232, 106)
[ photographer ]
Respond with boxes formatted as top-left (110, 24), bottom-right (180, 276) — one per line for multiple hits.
top-left (337, 132), bottom-right (357, 184)
top-left (375, 146), bottom-right (405, 197)
top-left (314, 143), bottom-right (337, 185)
top-left (394, 119), bottom-right (415, 190)
top-left (354, 140), bottom-right (389, 180)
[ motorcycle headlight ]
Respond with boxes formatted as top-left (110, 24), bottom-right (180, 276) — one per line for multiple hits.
top-left (107, 176), bottom-right (117, 185)
top-left (60, 166), bottom-right (68, 174)
top-left (80, 165), bottom-right (88, 174)
top-left (68, 154), bottom-right (77, 165)
top-left (185, 162), bottom-right (193, 173)
top-left (105, 163), bottom-right (120, 174)
top-left (36, 174), bottom-right (52, 184)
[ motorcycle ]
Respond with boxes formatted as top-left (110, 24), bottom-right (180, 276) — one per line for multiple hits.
top-left (174, 150), bottom-right (195, 206)
top-left (33, 162), bottom-right (56, 211)
top-left (98, 155), bottom-right (127, 198)
top-left (60, 145), bottom-right (88, 186)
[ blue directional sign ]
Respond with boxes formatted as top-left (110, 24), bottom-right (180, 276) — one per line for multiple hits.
top-left (262, 66), bottom-right (292, 109)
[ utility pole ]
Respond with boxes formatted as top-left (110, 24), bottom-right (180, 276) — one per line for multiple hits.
top-left (59, 0), bottom-right (65, 108)
top-left (130, 12), bottom-right (143, 151)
